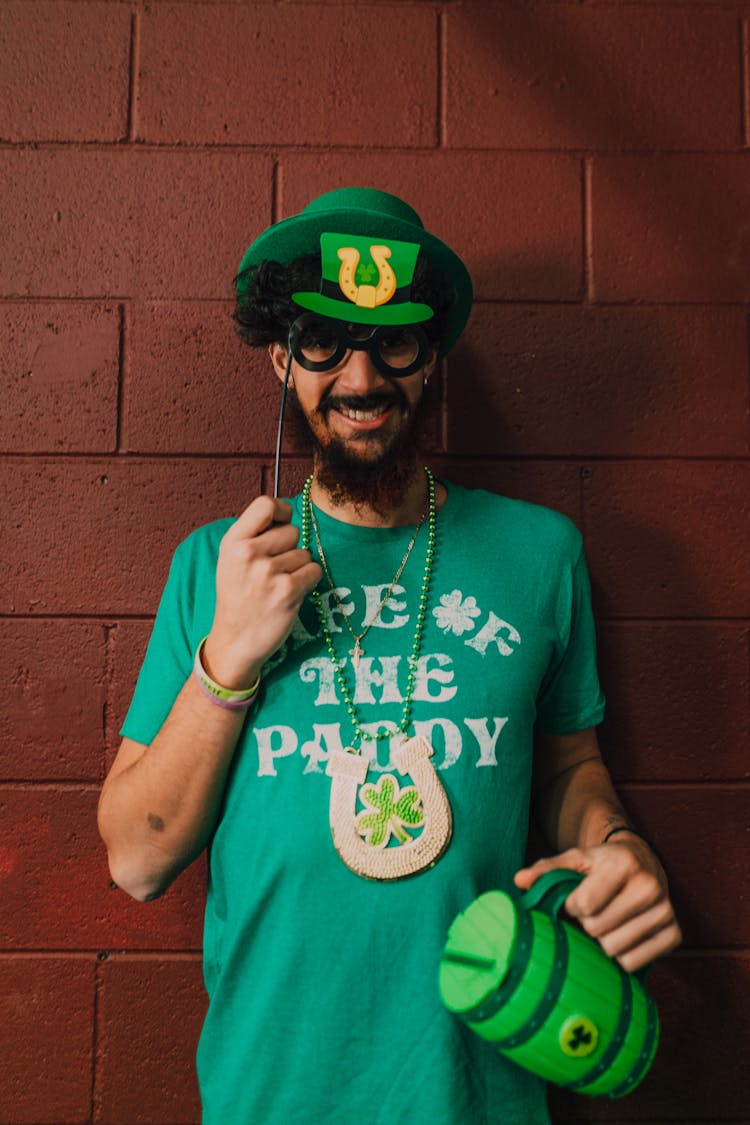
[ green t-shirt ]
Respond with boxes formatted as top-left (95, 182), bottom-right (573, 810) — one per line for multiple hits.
top-left (122, 481), bottom-right (605, 1125)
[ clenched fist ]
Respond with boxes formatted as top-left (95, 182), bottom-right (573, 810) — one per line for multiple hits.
top-left (202, 496), bottom-right (321, 690)
top-left (515, 836), bottom-right (682, 973)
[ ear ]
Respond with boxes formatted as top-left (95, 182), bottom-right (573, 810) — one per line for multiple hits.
top-left (268, 341), bottom-right (291, 383)
top-left (422, 347), bottom-right (439, 384)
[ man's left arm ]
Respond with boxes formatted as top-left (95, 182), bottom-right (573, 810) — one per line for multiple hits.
top-left (515, 727), bottom-right (682, 972)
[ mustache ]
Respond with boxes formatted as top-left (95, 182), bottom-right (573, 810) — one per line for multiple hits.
top-left (317, 389), bottom-right (405, 416)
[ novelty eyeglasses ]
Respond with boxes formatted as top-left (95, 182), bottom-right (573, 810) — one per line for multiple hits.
top-left (288, 313), bottom-right (432, 378)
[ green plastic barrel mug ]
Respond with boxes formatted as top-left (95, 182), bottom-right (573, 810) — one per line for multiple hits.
top-left (439, 870), bottom-right (659, 1098)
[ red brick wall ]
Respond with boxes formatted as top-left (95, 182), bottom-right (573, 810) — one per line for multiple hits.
top-left (1, 2), bottom-right (748, 1122)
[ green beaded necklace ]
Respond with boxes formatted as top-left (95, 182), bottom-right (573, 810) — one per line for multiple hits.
top-left (301, 466), bottom-right (437, 750)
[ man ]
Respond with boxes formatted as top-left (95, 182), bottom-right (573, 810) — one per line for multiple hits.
top-left (98, 187), bottom-right (681, 1124)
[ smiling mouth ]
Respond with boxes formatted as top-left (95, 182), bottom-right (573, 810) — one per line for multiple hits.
top-left (336, 403), bottom-right (392, 422)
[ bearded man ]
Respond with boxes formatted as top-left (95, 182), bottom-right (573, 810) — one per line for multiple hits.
top-left (98, 188), bottom-right (681, 1124)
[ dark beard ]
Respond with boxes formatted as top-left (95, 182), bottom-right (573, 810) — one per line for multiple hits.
top-left (283, 378), bottom-right (434, 515)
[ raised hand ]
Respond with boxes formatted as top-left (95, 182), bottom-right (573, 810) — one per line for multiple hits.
top-left (202, 496), bottom-right (321, 690)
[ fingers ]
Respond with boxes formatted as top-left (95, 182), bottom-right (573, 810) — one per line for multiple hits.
top-left (272, 548), bottom-right (320, 576)
top-left (574, 865), bottom-right (662, 936)
top-left (228, 495), bottom-right (294, 540)
top-left (223, 512), bottom-right (301, 561)
top-left (564, 849), bottom-right (637, 919)
top-left (514, 848), bottom-right (591, 890)
top-left (286, 560), bottom-right (324, 600)
top-left (591, 900), bottom-right (683, 973)
top-left (613, 918), bottom-right (683, 974)
top-left (514, 844), bottom-right (682, 972)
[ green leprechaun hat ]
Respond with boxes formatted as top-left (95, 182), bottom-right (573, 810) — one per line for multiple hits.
top-left (236, 187), bottom-right (473, 356)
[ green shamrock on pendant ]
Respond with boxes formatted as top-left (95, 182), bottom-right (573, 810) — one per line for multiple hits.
top-left (356, 774), bottom-right (425, 847)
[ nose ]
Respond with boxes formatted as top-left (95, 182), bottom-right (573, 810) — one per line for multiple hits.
top-left (335, 346), bottom-right (386, 395)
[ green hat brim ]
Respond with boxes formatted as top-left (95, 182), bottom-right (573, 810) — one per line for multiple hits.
top-left (236, 190), bottom-right (473, 357)
top-left (293, 292), bottom-right (434, 326)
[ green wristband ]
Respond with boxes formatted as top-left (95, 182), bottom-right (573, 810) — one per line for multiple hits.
top-left (194, 637), bottom-right (260, 710)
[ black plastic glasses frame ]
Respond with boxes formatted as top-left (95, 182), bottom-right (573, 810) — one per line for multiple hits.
top-left (288, 313), bottom-right (430, 378)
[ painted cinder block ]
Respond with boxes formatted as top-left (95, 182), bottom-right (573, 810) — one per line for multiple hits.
top-left (0, 150), bottom-right (272, 299)
top-left (137, 2), bottom-right (437, 147)
top-left (0, 787), bottom-right (204, 950)
top-left (597, 622), bottom-right (750, 783)
top-left (126, 302), bottom-right (279, 454)
top-left (0, 620), bottom-right (107, 782)
top-left (582, 461), bottom-right (750, 618)
top-left (446, 6), bottom-right (740, 151)
top-left (0, 1), bottom-right (130, 143)
top-left (0, 302), bottom-right (120, 453)
top-left (1, 458), bottom-right (264, 616)
top-left (591, 156), bottom-right (750, 302)
top-left (551, 954), bottom-right (750, 1122)
top-left (431, 456), bottom-right (583, 528)
top-left (445, 304), bottom-right (750, 459)
top-left (281, 151), bottom-right (583, 301)
top-left (0, 956), bottom-right (95, 1124)
top-left (619, 786), bottom-right (749, 949)
top-left (97, 957), bottom-right (204, 1125)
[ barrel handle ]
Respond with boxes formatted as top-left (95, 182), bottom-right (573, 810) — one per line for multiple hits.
top-left (519, 868), bottom-right (652, 985)
top-left (519, 868), bottom-right (584, 917)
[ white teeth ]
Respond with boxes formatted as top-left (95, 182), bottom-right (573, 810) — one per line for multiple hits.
top-left (340, 405), bottom-right (389, 421)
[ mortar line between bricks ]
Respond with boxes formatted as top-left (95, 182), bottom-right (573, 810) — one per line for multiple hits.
top-left (0, 782), bottom-right (103, 791)
top-left (0, 613), bottom-right (157, 621)
top-left (0, 950), bottom-right (204, 960)
top-left (2, 141), bottom-right (749, 156)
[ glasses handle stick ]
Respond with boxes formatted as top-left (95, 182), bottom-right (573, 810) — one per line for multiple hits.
top-left (273, 349), bottom-right (293, 499)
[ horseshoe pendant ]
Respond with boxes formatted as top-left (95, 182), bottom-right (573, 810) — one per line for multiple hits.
top-left (326, 735), bottom-right (453, 881)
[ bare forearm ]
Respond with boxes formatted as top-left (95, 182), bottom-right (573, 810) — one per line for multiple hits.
top-left (98, 675), bottom-right (249, 900)
top-left (522, 731), bottom-right (681, 970)
top-left (535, 757), bottom-right (633, 854)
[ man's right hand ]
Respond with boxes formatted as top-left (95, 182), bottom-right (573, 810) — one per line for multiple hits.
top-left (202, 496), bottom-right (321, 690)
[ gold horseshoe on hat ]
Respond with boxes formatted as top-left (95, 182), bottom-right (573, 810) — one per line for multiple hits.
top-left (337, 245), bottom-right (397, 309)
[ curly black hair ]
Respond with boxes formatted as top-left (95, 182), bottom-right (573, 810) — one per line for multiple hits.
top-left (234, 252), bottom-right (455, 351)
